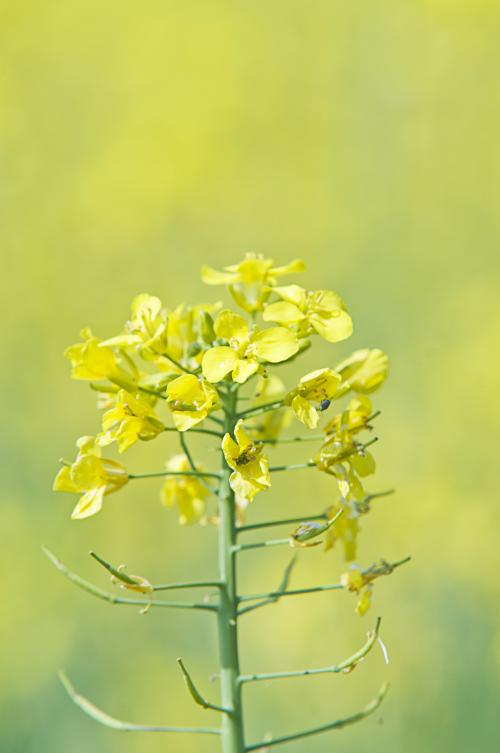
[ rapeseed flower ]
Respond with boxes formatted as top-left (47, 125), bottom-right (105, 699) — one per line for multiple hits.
top-left (263, 285), bottom-right (353, 343)
top-left (222, 420), bottom-right (271, 503)
top-left (202, 309), bottom-right (298, 384)
top-left (53, 436), bottom-right (128, 519)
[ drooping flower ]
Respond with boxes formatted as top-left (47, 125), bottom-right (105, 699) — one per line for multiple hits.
top-left (166, 374), bottom-right (219, 431)
top-left (201, 253), bottom-right (306, 313)
top-left (161, 454), bottom-right (209, 524)
top-left (202, 309), bottom-right (299, 384)
top-left (324, 500), bottom-right (361, 561)
top-left (97, 389), bottom-right (164, 453)
top-left (335, 349), bottom-right (388, 393)
top-left (263, 285), bottom-right (353, 344)
top-left (222, 420), bottom-right (271, 503)
top-left (53, 436), bottom-right (128, 519)
top-left (324, 396), bottom-right (373, 437)
top-left (64, 328), bottom-right (128, 383)
top-left (100, 294), bottom-right (168, 357)
top-left (285, 368), bottom-right (342, 429)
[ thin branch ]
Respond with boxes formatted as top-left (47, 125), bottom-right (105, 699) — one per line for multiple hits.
top-left (261, 434), bottom-right (324, 445)
top-left (164, 426), bottom-right (223, 439)
top-left (245, 683), bottom-right (389, 750)
top-left (239, 618), bottom-right (381, 684)
top-left (89, 551), bottom-right (222, 592)
top-left (42, 547), bottom-right (217, 612)
top-left (58, 672), bottom-right (221, 735)
top-left (232, 538), bottom-right (291, 554)
top-left (237, 513), bottom-right (328, 534)
top-left (177, 658), bottom-right (231, 714)
top-left (237, 400), bottom-right (284, 420)
top-left (206, 414), bottom-right (224, 427)
top-left (238, 557), bottom-right (411, 612)
top-left (238, 556), bottom-right (297, 614)
top-left (179, 432), bottom-right (217, 494)
top-left (128, 470), bottom-right (221, 480)
top-left (269, 461), bottom-right (316, 473)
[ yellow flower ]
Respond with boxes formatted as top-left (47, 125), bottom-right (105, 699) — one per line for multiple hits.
top-left (246, 375), bottom-right (292, 441)
top-left (263, 285), bottom-right (353, 343)
top-left (202, 309), bottom-right (299, 384)
top-left (324, 396), bottom-right (373, 437)
top-left (340, 566), bottom-right (373, 616)
top-left (324, 501), bottom-right (361, 561)
top-left (222, 420), bottom-right (271, 503)
top-left (64, 328), bottom-right (125, 382)
top-left (316, 435), bottom-right (375, 503)
top-left (285, 368), bottom-right (342, 429)
top-left (201, 253), bottom-right (306, 313)
top-left (53, 436), bottom-right (128, 520)
top-left (335, 349), bottom-right (388, 393)
top-left (97, 389), bottom-right (164, 453)
top-left (101, 294), bottom-right (169, 360)
top-left (166, 374), bottom-right (219, 431)
top-left (161, 454), bottom-right (209, 524)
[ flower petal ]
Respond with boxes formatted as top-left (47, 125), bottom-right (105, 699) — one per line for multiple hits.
top-left (262, 301), bottom-right (305, 325)
top-left (251, 327), bottom-right (299, 363)
top-left (71, 487), bottom-right (105, 520)
top-left (309, 309), bottom-right (353, 343)
top-left (214, 310), bottom-right (249, 341)
top-left (292, 394), bottom-right (319, 429)
top-left (202, 347), bottom-right (238, 382)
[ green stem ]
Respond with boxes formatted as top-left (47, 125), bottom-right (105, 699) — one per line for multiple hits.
top-left (128, 470), bottom-right (221, 480)
top-left (262, 434), bottom-right (324, 444)
top-left (237, 400), bottom-right (284, 420)
top-left (232, 538), bottom-right (291, 554)
top-left (42, 547), bottom-right (216, 612)
top-left (59, 672), bottom-right (221, 735)
top-left (217, 387), bottom-right (246, 753)
top-left (245, 684), bottom-right (388, 750)
top-left (164, 426), bottom-right (223, 438)
top-left (239, 618), bottom-right (381, 683)
top-left (179, 432), bottom-right (218, 494)
top-left (237, 513), bottom-right (327, 533)
top-left (269, 462), bottom-right (316, 473)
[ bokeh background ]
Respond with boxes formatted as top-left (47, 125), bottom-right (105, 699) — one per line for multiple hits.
top-left (2, 1), bottom-right (499, 751)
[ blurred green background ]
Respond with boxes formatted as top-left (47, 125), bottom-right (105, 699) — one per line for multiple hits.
top-left (2, 1), bottom-right (499, 751)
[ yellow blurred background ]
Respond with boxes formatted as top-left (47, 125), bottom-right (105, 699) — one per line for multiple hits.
top-left (2, 1), bottom-right (499, 751)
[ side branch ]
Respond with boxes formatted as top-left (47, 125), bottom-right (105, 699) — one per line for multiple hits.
top-left (245, 683), bottom-right (389, 750)
top-left (239, 618), bottom-right (381, 684)
top-left (237, 400), bottom-right (284, 420)
top-left (59, 672), bottom-right (221, 735)
top-left (43, 547), bottom-right (217, 612)
top-left (128, 470), bottom-right (221, 480)
top-left (89, 551), bottom-right (222, 592)
top-left (177, 658), bottom-right (232, 714)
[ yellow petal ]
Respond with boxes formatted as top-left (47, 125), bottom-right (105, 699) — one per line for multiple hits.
top-left (71, 487), bottom-right (105, 520)
top-left (234, 419), bottom-right (253, 450)
top-left (214, 310), bottom-right (249, 341)
top-left (309, 310), bottom-right (353, 343)
top-left (166, 374), bottom-right (200, 402)
top-left (292, 394), bottom-right (318, 429)
top-left (262, 301), bottom-right (305, 325)
top-left (53, 466), bottom-right (80, 493)
top-left (222, 433), bottom-right (240, 470)
top-left (202, 347), bottom-right (238, 382)
top-left (250, 327), bottom-right (299, 363)
top-left (232, 357), bottom-right (259, 384)
top-left (201, 265), bottom-right (237, 285)
top-left (272, 284), bottom-right (308, 308)
top-left (271, 260), bottom-right (307, 277)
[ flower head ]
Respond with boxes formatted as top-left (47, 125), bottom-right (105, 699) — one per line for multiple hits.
top-left (202, 309), bottom-right (299, 384)
top-left (201, 253), bottom-right (306, 313)
top-left (97, 389), bottom-right (164, 453)
top-left (285, 368), bottom-right (342, 429)
top-left (263, 285), bottom-right (353, 343)
top-left (222, 420), bottom-right (271, 503)
top-left (166, 374), bottom-right (219, 431)
top-left (161, 454), bottom-right (209, 524)
top-left (335, 349), bottom-right (388, 393)
top-left (53, 436), bottom-right (128, 519)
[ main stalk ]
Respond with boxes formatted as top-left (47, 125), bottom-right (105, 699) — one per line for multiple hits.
top-left (217, 386), bottom-right (245, 753)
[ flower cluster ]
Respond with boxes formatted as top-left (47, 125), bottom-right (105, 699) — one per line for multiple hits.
top-left (54, 253), bottom-right (391, 615)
